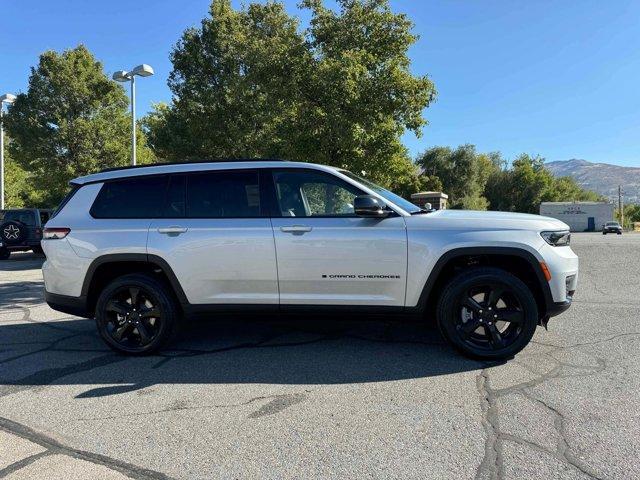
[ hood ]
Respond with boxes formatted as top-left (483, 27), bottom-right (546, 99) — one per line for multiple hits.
top-left (406, 209), bottom-right (569, 232)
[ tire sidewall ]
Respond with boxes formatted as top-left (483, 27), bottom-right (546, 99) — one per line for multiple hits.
top-left (95, 274), bottom-right (178, 355)
top-left (437, 268), bottom-right (538, 360)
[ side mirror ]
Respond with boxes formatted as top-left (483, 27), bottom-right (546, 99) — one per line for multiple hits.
top-left (354, 195), bottom-right (389, 218)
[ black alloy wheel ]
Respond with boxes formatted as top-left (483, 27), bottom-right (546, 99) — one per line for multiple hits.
top-left (437, 267), bottom-right (538, 360)
top-left (95, 274), bottom-right (179, 354)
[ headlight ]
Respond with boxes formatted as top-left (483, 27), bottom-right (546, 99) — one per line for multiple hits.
top-left (541, 230), bottom-right (570, 246)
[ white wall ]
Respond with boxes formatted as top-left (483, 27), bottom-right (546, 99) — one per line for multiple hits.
top-left (539, 202), bottom-right (614, 232)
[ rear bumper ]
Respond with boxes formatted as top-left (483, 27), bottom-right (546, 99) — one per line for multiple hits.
top-left (2, 241), bottom-right (41, 250)
top-left (45, 291), bottom-right (90, 318)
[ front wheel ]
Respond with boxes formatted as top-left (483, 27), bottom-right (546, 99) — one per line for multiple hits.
top-left (437, 267), bottom-right (538, 360)
top-left (95, 274), bottom-right (180, 355)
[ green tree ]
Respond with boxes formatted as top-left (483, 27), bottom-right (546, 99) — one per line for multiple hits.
top-left (5, 45), bottom-right (154, 206)
top-left (485, 154), bottom-right (602, 213)
top-left (144, 0), bottom-right (435, 189)
top-left (3, 148), bottom-right (32, 208)
top-left (415, 144), bottom-right (500, 209)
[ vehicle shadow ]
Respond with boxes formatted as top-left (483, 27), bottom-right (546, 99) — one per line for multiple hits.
top-left (0, 252), bottom-right (45, 272)
top-left (1, 313), bottom-right (494, 398)
top-left (0, 281), bottom-right (45, 306)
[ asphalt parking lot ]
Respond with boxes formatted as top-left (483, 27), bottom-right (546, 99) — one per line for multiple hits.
top-left (1, 232), bottom-right (639, 479)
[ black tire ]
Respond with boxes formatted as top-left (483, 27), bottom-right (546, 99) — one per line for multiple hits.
top-left (1, 221), bottom-right (26, 245)
top-left (602, 232), bottom-right (606, 235)
top-left (95, 273), bottom-right (180, 355)
top-left (617, 232), bottom-right (622, 235)
top-left (437, 267), bottom-right (538, 360)
top-left (0, 247), bottom-right (9, 260)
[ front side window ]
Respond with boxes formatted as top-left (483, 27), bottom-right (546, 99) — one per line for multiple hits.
top-left (90, 176), bottom-right (168, 218)
top-left (39, 211), bottom-right (51, 225)
top-left (186, 170), bottom-right (261, 218)
top-left (273, 170), bottom-right (363, 217)
top-left (339, 170), bottom-right (423, 214)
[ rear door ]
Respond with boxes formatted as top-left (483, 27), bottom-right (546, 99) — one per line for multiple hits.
top-left (147, 170), bottom-right (278, 305)
top-left (268, 168), bottom-right (408, 307)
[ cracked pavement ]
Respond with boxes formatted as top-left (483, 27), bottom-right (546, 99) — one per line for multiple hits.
top-left (0, 233), bottom-right (638, 479)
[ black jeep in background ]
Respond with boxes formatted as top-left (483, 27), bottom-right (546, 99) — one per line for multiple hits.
top-left (0, 208), bottom-right (52, 259)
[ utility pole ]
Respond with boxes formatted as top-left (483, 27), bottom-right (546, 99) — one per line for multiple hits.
top-left (618, 185), bottom-right (624, 228)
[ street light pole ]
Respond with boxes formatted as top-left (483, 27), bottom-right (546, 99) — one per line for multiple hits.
top-left (112, 65), bottom-right (154, 166)
top-left (130, 75), bottom-right (136, 166)
top-left (0, 93), bottom-right (17, 210)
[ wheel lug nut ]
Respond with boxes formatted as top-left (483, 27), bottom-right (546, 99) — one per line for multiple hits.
top-left (494, 314), bottom-right (498, 318)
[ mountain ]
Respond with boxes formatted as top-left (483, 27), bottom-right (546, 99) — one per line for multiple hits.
top-left (546, 159), bottom-right (640, 205)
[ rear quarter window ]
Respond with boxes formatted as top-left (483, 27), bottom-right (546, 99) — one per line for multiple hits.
top-left (0, 210), bottom-right (37, 226)
top-left (90, 176), bottom-right (168, 218)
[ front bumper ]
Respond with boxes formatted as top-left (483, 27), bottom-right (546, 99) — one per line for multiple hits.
top-left (45, 290), bottom-right (90, 318)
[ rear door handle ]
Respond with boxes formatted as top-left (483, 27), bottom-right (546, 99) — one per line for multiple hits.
top-left (157, 226), bottom-right (188, 235)
top-left (280, 225), bottom-right (313, 235)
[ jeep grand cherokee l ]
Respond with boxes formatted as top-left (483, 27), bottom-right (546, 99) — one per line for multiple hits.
top-left (41, 160), bottom-right (578, 359)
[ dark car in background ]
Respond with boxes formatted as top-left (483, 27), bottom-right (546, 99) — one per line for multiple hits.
top-left (0, 208), bottom-right (52, 259)
top-left (602, 221), bottom-right (623, 235)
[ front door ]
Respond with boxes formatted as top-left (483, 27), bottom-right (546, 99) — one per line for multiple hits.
top-left (269, 168), bottom-right (408, 307)
top-left (147, 170), bottom-right (278, 305)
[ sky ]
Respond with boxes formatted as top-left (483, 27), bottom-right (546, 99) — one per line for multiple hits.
top-left (1, 0), bottom-right (639, 167)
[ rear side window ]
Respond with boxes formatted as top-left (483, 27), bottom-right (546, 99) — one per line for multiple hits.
top-left (50, 185), bottom-right (80, 219)
top-left (186, 170), bottom-right (261, 218)
top-left (91, 176), bottom-right (168, 218)
top-left (0, 210), bottom-right (37, 226)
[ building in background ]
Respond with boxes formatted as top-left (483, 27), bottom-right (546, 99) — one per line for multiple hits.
top-left (411, 192), bottom-right (448, 210)
top-left (539, 201), bottom-right (614, 232)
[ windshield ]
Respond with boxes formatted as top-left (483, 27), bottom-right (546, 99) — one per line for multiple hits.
top-left (606, 222), bottom-right (619, 226)
top-left (339, 170), bottom-right (423, 214)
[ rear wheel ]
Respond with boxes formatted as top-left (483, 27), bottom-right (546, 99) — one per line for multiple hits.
top-left (0, 248), bottom-right (9, 260)
top-left (437, 267), bottom-right (538, 360)
top-left (95, 274), bottom-right (180, 355)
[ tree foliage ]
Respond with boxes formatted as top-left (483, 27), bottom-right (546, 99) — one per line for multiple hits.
top-left (5, 45), bottom-right (153, 206)
top-left (416, 145), bottom-right (601, 213)
top-left (485, 154), bottom-right (602, 214)
top-left (143, 0), bottom-right (435, 189)
top-left (3, 148), bottom-right (31, 208)
top-left (416, 144), bottom-right (501, 209)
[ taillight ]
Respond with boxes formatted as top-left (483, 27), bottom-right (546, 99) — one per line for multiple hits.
top-left (43, 227), bottom-right (70, 240)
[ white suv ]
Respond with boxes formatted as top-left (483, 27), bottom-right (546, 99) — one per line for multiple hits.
top-left (42, 160), bottom-right (578, 359)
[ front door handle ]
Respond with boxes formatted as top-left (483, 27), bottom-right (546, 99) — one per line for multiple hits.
top-left (280, 225), bottom-right (313, 235)
top-left (157, 226), bottom-right (188, 235)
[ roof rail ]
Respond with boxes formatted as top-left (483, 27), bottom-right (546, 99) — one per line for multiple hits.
top-left (99, 158), bottom-right (288, 173)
